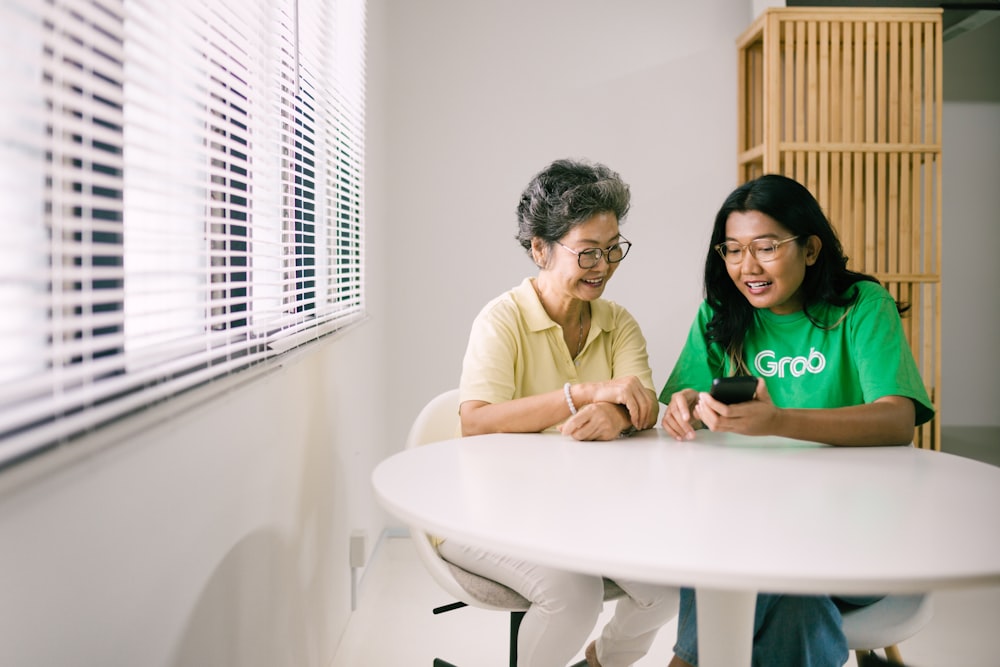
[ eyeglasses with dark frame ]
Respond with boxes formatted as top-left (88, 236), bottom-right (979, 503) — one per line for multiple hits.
top-left (714, 236), bottom-right (800, 265)
top-left (556, 237), bottom-right (632, 269)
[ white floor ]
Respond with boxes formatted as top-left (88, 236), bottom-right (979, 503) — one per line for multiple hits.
top-left (332, 535), bottom-right (1000, 667)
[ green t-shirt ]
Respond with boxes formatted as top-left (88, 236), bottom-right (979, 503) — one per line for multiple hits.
top-left (659, 281), bottom-right (934, 426)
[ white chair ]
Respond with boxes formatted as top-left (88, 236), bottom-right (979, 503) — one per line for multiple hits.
top-left (842, 593), bottom-right (933, 665)
top-left (405, 388), bottom-right (622, 667)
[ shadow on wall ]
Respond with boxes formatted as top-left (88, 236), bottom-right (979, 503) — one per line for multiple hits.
top-left (170, 404), bottom-right (342, 667)
top-left (170, 528), bottom-right (312, 667)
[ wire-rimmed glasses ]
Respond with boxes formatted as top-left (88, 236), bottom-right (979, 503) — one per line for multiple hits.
top-left (557, 237), bottom-right (632, 269)
top-left (714, 236), bottom-right (799, 265)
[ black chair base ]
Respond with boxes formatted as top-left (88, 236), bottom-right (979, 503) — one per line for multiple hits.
top-left (858, 651), bottom-right (907, 667)
top-left (431, 603), bottom-right (525, 667)
top-left (429, 600), bottom-right (592, 666)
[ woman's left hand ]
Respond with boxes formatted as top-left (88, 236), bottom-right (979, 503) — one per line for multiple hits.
top-left (559, 402), bottom-right (630, 441)
top-left (695, 377), bottom-right (779, 435)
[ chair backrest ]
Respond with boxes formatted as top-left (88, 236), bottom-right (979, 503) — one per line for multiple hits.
top-left (404, 389), bottom-right (526, 611)
top-left (841, 593), bottom-right (933, 651)
top-left (405, 388), bottom-right (461, 450)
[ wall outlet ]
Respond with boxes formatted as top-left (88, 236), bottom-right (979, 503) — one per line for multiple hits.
top-left (349, 530), bottom-right (367, 568)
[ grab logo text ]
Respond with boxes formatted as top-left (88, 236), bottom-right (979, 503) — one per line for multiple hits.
top-left (754, 348), bottom-right (826, 378)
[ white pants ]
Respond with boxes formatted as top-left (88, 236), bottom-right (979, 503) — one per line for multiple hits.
top-left (438, 540), bottom-right (679, 667)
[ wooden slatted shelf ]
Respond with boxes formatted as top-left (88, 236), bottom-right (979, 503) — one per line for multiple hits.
top-left (737, 7), bottom-right (942, 449)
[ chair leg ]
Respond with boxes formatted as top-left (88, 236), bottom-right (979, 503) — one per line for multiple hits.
top-left (431, 601), bottom-right (470, 666)
top-left (509, 611), bottom-right (525, 667)
top-left (431, 605), bottom-right (527, 667)
top-left (884, 645), bottom-right (904, 663)
top-left (855, 648), bottom-right (906, 667)
top-left (433, 601), bottom-right (469, 615)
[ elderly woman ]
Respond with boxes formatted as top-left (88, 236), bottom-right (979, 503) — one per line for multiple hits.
top-left (438, 159), bottom-right (679, 667)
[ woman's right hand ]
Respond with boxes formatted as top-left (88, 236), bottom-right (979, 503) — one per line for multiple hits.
top-left (587, 376), bottom-right (658, 430)
top-left (660, 388), bottom-right (703, 441)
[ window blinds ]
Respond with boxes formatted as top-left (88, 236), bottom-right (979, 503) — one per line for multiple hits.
top-left (0, 0), bottom-right (366, 467)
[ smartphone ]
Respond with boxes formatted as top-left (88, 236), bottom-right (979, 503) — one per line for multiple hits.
top-left (709, 376), bottom-right (758, 404)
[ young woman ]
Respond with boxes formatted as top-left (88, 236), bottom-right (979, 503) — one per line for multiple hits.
top-left (660, 173), bottom-right (934, 667)
top-left (444, 159), bottom-right (678, 667)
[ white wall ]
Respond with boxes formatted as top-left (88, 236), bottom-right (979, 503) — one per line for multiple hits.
top-left (941, 19), bottom-right (1000, 427)
top-left (383, 0), bottom-right (754, 440)
top-left (0, 327), bottom-right (391, 667)
top-left (378, 0), bottom-right (1000, 439)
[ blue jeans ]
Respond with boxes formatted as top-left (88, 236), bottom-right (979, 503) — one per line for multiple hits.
top-left (672, 588), bottom-right (882, 667)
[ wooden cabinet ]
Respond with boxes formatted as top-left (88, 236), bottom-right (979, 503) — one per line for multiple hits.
top-left (737, 8), bottom-right (942, 449)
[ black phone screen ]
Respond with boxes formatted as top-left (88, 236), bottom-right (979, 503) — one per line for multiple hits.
top-left (709, 376), bottom-right (757, 404)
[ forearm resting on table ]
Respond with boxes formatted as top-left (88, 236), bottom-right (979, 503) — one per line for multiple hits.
top-left (460, 384), bottom-right (653, 436)
top-left (460, 392), bottom-right (572, 436)
top-left (772, 396), bottom-right (916, 446)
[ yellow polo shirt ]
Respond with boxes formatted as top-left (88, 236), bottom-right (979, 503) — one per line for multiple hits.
top-left (459, 277), bottom-right (655, 415)
top-left (430, 278), bottom-right (656, 546)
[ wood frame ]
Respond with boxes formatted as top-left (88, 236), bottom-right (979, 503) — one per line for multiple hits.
top-left (737, 8), bottom-right (942, 449)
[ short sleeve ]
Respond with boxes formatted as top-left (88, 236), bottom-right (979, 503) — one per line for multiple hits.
top-left (847, 284), bottom-right (935, 426)
top-left (608, 306), bottom-right (656, 393)
top-left (459, 296), bottom-right (521, 406)
top-left (659, 302), bottom-right (726, 404)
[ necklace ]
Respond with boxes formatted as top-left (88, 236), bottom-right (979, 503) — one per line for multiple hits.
top-left (574, 307), bottom-right (585, 359)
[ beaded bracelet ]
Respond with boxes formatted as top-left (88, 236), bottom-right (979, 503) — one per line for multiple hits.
top-left (563, 382), bottom-right (578, 416)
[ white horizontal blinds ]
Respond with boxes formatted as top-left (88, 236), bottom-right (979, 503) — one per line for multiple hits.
top-left (329, 0), bottom-right (366, 326)
top-left (289, 33), bottom-right (321, 328)
top-left (0, 0), bottom-right (366, 466)
top-left (0, 0), bottom-right (129, 461)
top-left (0, 8), bottom-right (47, 391)
top-left (280, 0), bottom-right (365, 346)
top-left (124, 0), bottom-right (226, 375)
top-left (123, 0), bottom-right (292, 367)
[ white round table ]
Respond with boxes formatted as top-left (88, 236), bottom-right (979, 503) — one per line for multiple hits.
top-left (372, 428), bottom-right (1000, 666)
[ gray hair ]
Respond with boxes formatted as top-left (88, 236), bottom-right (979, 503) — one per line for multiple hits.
top-left (515, 158), bottom-right (630, 252)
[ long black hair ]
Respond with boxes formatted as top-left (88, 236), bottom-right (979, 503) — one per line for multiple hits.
top-left (704, 174), bottom-right (897, 374)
